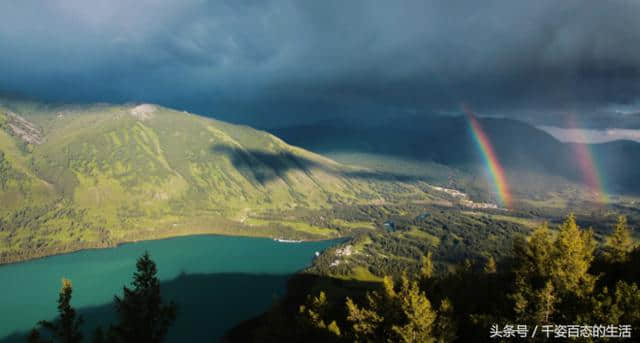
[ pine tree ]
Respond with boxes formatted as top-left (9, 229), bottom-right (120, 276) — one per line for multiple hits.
top-left (535, 281), bottom-right (555, 323)
top-left (611, 281), bottom-right (640, 328)
top-left (347, 274), bottom-right (437, 343)
top-left (434, 298), bottom-right (456, 343)
top-left (391, 275), bottom-right (437, 343)
top-left (511, 223), bottom-right (555, 323)
top-left (299, 291), bottom-right (329, 328)
top-left (590, 286), bottom-right (616, 326)
top-left (346, 294), bottom-right (384, 341)
top-left (483, 256), bottom-right (497, 274)
top-left (110, 252), bottom-right (177, 343)
top-left (33, 278), bottom-right (84, 343)
top-left (607, 215), bottom-right (633, 263)
top-left (511, 215), bottom-right (597, 324)
top-left (420, 251), bottom-right (437, 293)
top-left (298, 291), bottom-right (341, 339)
top-left (517, 222), bottom-right (554, 277)
top-left (551, 213), bottom-right (596, 298)
top-left (326, 321), bottom-right (341, 337)
top-left (420, 251), bottom-right (434, 280)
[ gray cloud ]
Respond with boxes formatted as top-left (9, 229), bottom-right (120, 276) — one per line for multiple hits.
top-left (539, 126), bottom-right (640, 144)
top-left (1, 0), bottom-right (639, 127)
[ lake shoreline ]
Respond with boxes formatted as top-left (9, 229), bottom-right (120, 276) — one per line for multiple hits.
top-left (0, 227), bottom-right (344, 267)
top-left (0, 234), bottom-right (342, 342)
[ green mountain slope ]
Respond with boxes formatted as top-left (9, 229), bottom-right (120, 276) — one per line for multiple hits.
top-left (0, 99), bottom-right (438, 263)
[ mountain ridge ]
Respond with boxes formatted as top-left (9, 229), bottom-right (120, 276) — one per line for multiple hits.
top-left (0, 98), bottom-right (438, 264)
top-left (270, 115), bottom-right (640, 200)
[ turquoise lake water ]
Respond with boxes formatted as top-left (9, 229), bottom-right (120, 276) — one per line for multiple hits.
top-left (0, 235), bottom-right (337, 342)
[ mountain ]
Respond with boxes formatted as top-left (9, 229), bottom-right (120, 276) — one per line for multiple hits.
top-left (270, 116), bottom-right (568, 171)
top-left (270, 115), bottom-right (640, 202)
top-left (3, 97), bottom-right (638, 265)
top-left (0, 98), bottom-right (437, 264)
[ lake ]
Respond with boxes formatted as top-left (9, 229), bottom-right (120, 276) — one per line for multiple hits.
top-left (0, 235), bottom-right (337, 342)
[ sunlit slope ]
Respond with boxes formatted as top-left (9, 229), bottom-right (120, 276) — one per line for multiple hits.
top-left (0, 115), bottom-right (56, 208)
top-left (0, 100), bottom-right (431, 263)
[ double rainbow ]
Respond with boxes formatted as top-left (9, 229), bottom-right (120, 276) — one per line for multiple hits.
top-left (565, 114), bottom-right (609, 204)
top-left (463, 106), bottom-right (512, 208)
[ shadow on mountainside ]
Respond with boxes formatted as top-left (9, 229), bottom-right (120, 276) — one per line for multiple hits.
top-left (210, 144), bottom-right (425, 184)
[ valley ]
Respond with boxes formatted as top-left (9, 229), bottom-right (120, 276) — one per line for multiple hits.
top-left (1, 97), bottom-right (639, 342)
top-left (4, 2), bottom-right (640, 341)
top-left (1, 97), bottom-right (638, 270)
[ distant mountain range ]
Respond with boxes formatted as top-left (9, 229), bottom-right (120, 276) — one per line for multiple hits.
top-left (2, 95), bottom-right (638, 264)
top-left (270, 115), bottom-right (640, 198)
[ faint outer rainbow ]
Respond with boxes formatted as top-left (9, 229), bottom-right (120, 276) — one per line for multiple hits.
top-left (565, 114), bottom-right (609, 204)
top-left (463, 106), bottom-right (512, 207)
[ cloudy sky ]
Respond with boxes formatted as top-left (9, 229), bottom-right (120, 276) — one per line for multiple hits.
top-left (1, 0), bottom-right (639, 129)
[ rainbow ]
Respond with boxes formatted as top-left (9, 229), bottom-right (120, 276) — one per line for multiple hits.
top-left (463, 106), bottom-right (512, 207)
top-left (565, 114), bottom-right (609, 204)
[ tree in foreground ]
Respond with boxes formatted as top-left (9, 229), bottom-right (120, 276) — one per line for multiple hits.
top-left (606, 215), bottom-right (633, 263)
top-left (29, 278), bottom-right (83, 343)
top-left (298, 291), bottom-right (342, 341)
top-left (285, 213), bottom-right (639, 342)
top-left (346, 274), bottom-right (439, 343)
top-left (511, 214), bottom-right (597, 324)
top-left (109, 251), bottom-right (177, 343)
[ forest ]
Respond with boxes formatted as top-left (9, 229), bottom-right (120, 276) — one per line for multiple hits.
top-left (22, 213), bottom-right (640, 342)
top-left (228, 214), bottom-right (640, 342)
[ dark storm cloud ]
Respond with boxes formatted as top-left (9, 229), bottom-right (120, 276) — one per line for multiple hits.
top-left (1, 0), bottom-right (639, 127)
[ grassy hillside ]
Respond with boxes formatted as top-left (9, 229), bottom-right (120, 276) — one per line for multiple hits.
top-left (2, 98), bottom-right (635, 266)
top-left (0, 98), bottom-right (445, 264)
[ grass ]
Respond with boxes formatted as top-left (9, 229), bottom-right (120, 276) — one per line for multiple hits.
top-left (332, 219), bottom-right (376, 230)
top-left (246, 218), bottom-right (336, 237)
top-left (489, 214), bottom-right (542, 229)
top-left (1, 97), bottom-right (636, 267)
top-left (461, 211), bottom-right (542, 229)
top-left (404, 227), bottom-right (441, 246)
top-left (342, 266), bottom-right (383, 282)
top-left (3, 100), bottom-right (448, 263)
top-left (521, 196), bottom-right (568, 209)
